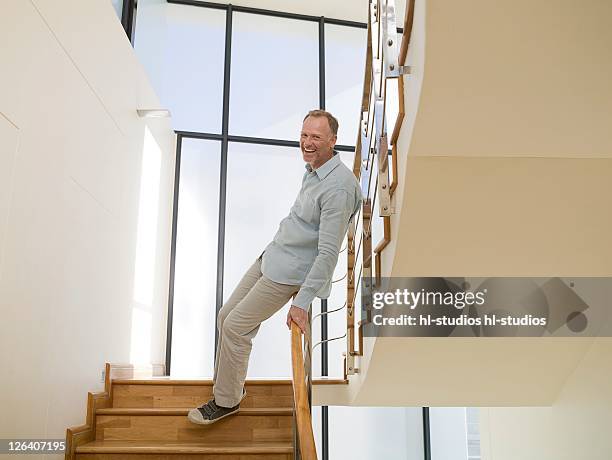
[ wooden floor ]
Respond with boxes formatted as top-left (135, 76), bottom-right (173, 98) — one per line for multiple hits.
top-left (73, 378), bottom-right (295, 459)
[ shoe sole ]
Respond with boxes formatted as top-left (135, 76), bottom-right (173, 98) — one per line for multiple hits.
top-left (187, 406), bottom-right (239, 425)
top-left (187, 390), bottom-right (247, 426)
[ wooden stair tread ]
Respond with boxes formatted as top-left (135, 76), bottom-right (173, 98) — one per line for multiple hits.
top-left (112, 377), bottom-right (348, 385)
top-left (77, 440), bottom-right (293, 454)
top-left (112, 378), bottom-right (292, 386)
top-left (67, 365), bottom-right (297, 459)
top-left (96, 407), bottom-right (292, 416)
top-left (313, 378), bottom-right (349, 385)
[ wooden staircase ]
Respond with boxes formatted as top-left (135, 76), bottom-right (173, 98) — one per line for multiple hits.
top-left (66, 364), bottom-right (295, 459)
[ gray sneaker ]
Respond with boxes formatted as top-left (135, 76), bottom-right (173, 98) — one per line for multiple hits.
top-left (187, 390), bottom-right (246, 425)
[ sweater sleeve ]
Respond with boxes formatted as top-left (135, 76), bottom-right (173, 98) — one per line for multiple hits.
top-left (292, 190), bottom-right (355, 311)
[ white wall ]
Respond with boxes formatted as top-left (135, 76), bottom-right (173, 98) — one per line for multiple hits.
top-left (481, 338), bottom-right (612, 460)
top-left (0, 0), bottom-right (175, 454)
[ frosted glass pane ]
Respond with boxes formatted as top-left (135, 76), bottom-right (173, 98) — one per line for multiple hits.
top-left (170, 139), bottom-right (221, 378)
top-left (135, 1), bottom-right (225, 133)
top-left (328, 407), bottom-right (419, 459)
top-left (325, 25), bottom-right (368, 146)
top-left (430, 408), bottom-right (470, 460)
top-left (386, 77), bottom-right (400, 133)
top-left (224, 143), bottom-right (308, 378)
top-left (110, 0), bottom-right (122, 20)
top-left (466, 408), bottom-right (482, 460)
top-left (229, 13), bottom-right (319, 139)
top-left (312, 406), bottom-right (323, 455)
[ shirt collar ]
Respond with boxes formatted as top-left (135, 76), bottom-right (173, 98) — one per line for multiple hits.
top-left (305, 151), bottom-right (341, 180)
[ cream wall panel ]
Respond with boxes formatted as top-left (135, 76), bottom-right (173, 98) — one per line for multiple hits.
top-left (481, 338), bottom-right (612, 460)
top-left (0, 113), bottom-right (19, 273)
top-left (353, 156), bottom-right (611, 404)
top-left (393, 156), bottom-right (612, 276)
top-left (0, 1), bottom-right (32, 128)
top-left (410, 0), bottom-right (612, 158)
top-left (351, 0), bottom-right (612, 422)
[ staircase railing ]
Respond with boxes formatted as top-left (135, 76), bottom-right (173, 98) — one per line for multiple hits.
top-left (293, 1), bottom-right (416, 456)
top-left (309, 0), bottom-right (416, 379)
top-left (343, 0), bottom-right (415, 376)
top-left (290, 321), bottom-right (318, 460)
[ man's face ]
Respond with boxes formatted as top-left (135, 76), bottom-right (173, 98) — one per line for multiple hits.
top-left (300, 116), bottom-right (337, 169)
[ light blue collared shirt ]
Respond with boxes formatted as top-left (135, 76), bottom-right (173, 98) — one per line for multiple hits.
top-left (261, 152), bottom-right (363, 311)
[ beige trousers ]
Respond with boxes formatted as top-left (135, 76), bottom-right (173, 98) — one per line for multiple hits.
top-left (212, 254), bottom-right (300, 407)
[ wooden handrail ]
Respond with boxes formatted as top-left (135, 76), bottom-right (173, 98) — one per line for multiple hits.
top-left (290, 322), bottom-right (318, 460)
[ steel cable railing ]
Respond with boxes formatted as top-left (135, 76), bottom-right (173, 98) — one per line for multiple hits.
top-left (341, 0), bottom-right (414, 377)
top-left (309, 149), bottom-right (381, 366)
top-left (309, 0), bottom-right (415, 381)
top-left (291, 2), bottom-right (416, 458)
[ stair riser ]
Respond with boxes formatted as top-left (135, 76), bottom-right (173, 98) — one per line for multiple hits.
top-left (112, 384), bottom-right (293, 409)
top-left (96, 415), bottom-right (292, 442)
top-left (77, 454), bottom-right (292, 459)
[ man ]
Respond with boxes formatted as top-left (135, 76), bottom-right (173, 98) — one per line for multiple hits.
top-left (188, 110), bottom-right (362, 425)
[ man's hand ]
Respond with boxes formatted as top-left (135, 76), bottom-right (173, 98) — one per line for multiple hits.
top-left (286, 305), bottom-right (308, 333)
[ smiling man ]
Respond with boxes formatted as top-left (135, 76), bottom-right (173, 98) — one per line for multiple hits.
top-left (188, 109), bottom-right (362, 425)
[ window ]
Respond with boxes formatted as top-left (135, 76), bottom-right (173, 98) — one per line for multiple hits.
top-left (133, 3), bottom-right (412, 458)
top-left (229, 13), bottom-right (319, 139)
top-left (135, 1), bottom-right (226, 133)
top-left (110, 0), bottom-right (123, 20)
top-left (325, 24), bottom-right (368, 146)
top-left (170, 138), bottom-right (221, 377)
